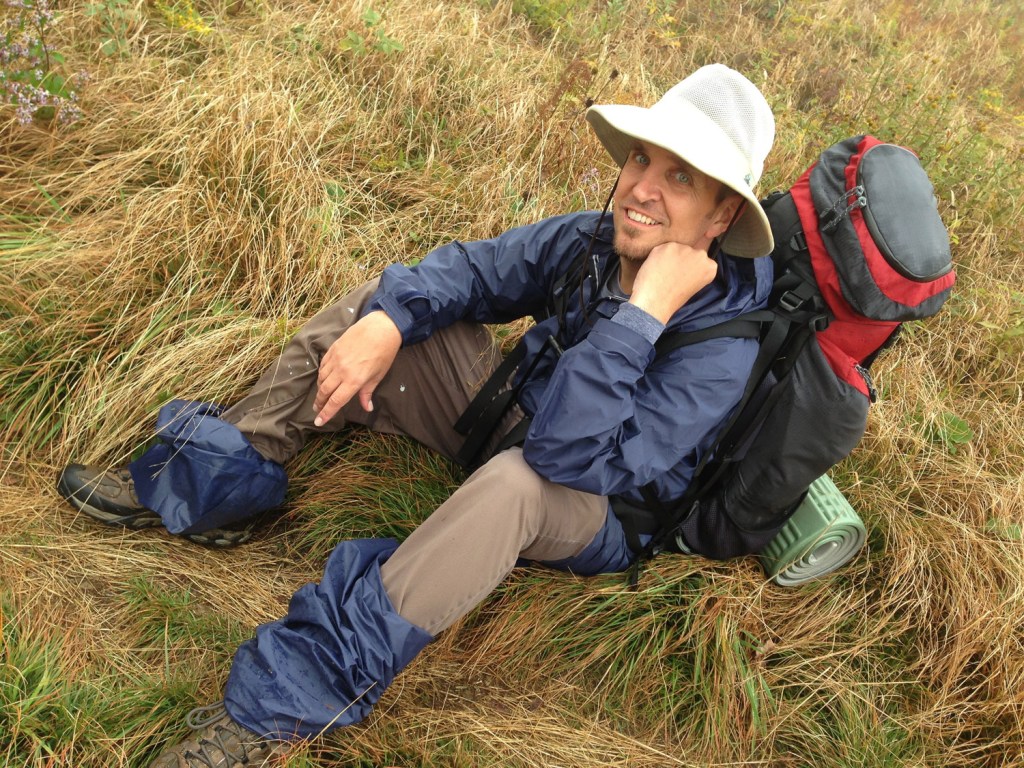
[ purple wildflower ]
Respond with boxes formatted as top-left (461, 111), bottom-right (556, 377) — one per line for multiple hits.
top-left (2, 0), bottom-right (85, 126)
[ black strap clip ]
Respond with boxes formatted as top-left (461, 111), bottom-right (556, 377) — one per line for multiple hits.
top-left (777, 290), bottom-right (804, 313)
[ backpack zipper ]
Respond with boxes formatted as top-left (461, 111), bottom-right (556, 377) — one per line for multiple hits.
top-left (854, 364), bottom-right (877, 402)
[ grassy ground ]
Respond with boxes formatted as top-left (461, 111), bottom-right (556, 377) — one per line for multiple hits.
top-left (2, 0), bottom-right (1023, 765)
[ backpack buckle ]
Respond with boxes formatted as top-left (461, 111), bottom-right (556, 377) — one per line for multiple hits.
top-left (777, 290), bottom-right (805, 313)
top-left (812, 314), bottom-right (830, 332)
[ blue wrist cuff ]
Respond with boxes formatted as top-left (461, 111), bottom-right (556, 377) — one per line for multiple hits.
top-left (611, 302), bottom-right (665, 345)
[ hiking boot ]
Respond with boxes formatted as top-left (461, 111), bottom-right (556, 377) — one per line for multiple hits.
top-left (58, 464), bottom-right (257, 548)
top-left (57, 463), bottom-right (161, 530)
top-left (150, 701), bottom-right (290, 767)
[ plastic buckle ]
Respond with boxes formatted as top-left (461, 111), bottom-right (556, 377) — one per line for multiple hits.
top-left (777, 290), bottom-right (804, 313)
top-left (812, 314), bottom-right (830, 332)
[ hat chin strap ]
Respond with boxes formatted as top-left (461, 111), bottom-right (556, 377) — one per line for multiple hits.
top-left (554, 176), bottom-right (622, 336)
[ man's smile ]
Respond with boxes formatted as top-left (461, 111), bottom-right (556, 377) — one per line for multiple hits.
top-left (625, 207), bottom-right (660, 226)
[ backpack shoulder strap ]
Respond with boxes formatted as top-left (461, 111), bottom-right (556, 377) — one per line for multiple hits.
top-left (652, 313), bottom-right (768, 357)
top-left (452, 341), bottom-right (528, 468)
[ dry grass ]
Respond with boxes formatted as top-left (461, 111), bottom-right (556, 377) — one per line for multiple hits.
top-left (2, 0), bottom-right (1023, 765)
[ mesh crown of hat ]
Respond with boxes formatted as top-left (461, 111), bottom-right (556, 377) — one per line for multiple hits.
top-left (666, 65), bottom-right (774, 184)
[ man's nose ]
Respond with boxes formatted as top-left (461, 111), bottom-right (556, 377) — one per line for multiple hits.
top-left (631, 167), bottom-right (663, 202)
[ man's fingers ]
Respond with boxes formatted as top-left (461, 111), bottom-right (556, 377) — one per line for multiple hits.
top-left (313, 368), bottom-right (342, 413)
top-left (310, 311), bottom-right (402, 426)
top-left (314, 381), bottom-right (358, 426)
top-left (314, 373), bottom-right (383, 426)
top-left (315, 348), bottom-right (338, 391)
top-left (313, 365), bottom-right (359, 425)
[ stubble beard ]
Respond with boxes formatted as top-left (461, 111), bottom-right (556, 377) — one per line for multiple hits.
top-left (613, 227), bottom-right (654, 264)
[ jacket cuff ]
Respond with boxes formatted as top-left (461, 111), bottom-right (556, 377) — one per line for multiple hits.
top-left (364, 289), bottom-right (432, 346)
top-left (610, 302), bottom-right (665, 345)
top-left (367, 293), bottom-right (413, 342)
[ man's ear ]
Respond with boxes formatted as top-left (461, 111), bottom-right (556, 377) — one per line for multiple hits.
top-left (706, 193), bottom-right (744, 239)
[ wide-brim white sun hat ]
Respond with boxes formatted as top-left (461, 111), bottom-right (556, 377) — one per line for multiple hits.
top-left (586, 64), bottom-right (776, 259)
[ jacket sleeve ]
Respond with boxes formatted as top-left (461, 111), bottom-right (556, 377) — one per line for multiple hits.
top-left (521, 312), bottom-right (757, 498)
top-left (363, 214), bottom-right (587, 346)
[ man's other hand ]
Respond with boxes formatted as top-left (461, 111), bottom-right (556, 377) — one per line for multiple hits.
top-left (628, 241), bottom-right (718, 324)
top-left (313, 310), bottom-right (402, 426)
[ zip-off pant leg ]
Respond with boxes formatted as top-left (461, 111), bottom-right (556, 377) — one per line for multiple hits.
top-left (381, 447), bottom-right (609, 636)
top-left (222, 279), bottom-right (503, 465)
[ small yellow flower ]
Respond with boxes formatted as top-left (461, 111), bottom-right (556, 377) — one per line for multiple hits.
top-left (155, 0), bottom-right (212, 36)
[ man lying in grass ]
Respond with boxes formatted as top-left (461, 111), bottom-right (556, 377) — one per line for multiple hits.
top-left (59, 64), bottom-right (776, 766)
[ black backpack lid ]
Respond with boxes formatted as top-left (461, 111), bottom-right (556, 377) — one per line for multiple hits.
top-left (808, 135), bottom-right (955, 321)
top-left (857, 144), bottom-right (953, 282)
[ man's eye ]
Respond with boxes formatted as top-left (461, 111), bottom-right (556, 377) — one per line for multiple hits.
top-left (674, 171), bottom-right (692, 185)
top-left (632, 152), bottom-right (649, 165)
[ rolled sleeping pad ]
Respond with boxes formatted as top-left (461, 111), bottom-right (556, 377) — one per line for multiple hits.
top-left (758, 474), bottom-right (866, 586)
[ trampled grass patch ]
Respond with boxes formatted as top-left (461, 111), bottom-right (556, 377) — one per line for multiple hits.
top-left (2, 0), bottom-right (1022, 765)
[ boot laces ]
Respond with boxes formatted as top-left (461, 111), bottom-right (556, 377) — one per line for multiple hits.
top-left (183, 702), bottom-right (271, 767)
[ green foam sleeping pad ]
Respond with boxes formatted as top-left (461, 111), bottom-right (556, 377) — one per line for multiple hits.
top-left (759, 474), bottom-right (867, 586)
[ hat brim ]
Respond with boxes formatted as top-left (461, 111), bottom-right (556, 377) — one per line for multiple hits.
top-left (586, 104), bottom-right (774, 259)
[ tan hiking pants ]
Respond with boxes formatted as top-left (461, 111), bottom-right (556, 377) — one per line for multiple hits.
top-left (221, 281), bottom-right (609, 635)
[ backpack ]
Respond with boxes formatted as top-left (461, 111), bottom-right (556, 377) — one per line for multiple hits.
top-left (615, 135), bottom-right (955, 570)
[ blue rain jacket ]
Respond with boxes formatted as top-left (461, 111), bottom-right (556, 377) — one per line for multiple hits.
top-left (366, 210), bottom-right (773, 511)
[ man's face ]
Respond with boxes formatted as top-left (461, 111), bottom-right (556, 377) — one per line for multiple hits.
top-left (612, 141), bottom-right (738, 262)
